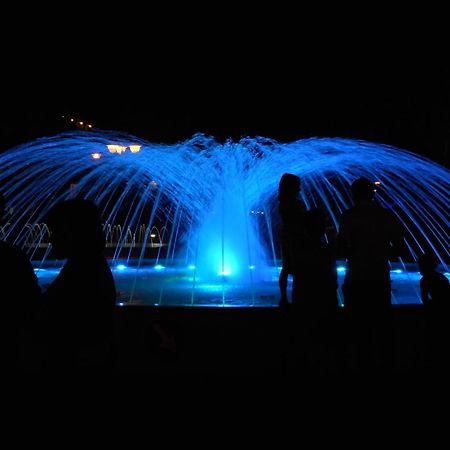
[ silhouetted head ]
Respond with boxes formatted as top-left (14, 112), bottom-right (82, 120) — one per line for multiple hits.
top-left (351, 177), bottom-right (375, 205)
top-left (45, 199), bottom-right (105, 259)
top-left (305, 208), bottom-right (326, 240)
top-left (418, 253), bottom-right (439, 275)
top-left (278, 173), bottom-right (301, 202)
top-left (0, 192), bottom-right (5, 225)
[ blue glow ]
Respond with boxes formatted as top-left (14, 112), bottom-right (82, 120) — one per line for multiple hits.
top-left (188, 265), bottom-right (196, 270)
top-left (392, 269), bottom-right (403, 274)
top-left (116, 264), bottom-right (127, 270)
top-left (218, 265), bottom-right (231, 276)
top-left (1, 131), bottom-right (448, 305)
top-left (337, 267), bottom-right (346, 273)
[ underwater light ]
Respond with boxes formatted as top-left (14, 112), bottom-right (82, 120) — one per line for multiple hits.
top-left (218, 265), bottom-right (231, 276)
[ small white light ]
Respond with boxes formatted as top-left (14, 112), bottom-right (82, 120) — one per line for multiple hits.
top-left (129, 145), bottom-right (141, 153)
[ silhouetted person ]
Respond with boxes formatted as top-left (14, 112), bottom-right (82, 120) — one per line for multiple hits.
top-left (43, 199), bottom-right (116, 371)
top-left (296, 208), bottom-right (339, 374)
top-left (0, 192), bottom-right (41, 371)
top-left (277, 173), bottom-right (307, 306)
top-left (337, 177), bottom-right (405, 373)
top-left (418, 252), bottom-right (450, 373)
top-left (419, 253), bottom-right (449, 307)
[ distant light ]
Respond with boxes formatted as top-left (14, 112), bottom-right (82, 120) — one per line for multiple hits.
top-left (154, 264), bottom-right (165, 270)
top-left (88, 124), bottom-right (93, 128)
top-left (79, 122), bottom-right (83, 126)
top-left (91, 152), bottom-right (102, 160)
top-left (150, 234), bottom-right (156, 238)
top-left (375, 181), bottom-right (382, 185)
top-left (107, 144), bottom-right (127, 154)
top-left (129, 145), bottom-right (141, 153)
top-left (118, 302), bottom-right (125, 307)
top-left (251, 210), bottom-right (255, 214)
top-left (70, 118), bottom-right (75, 122)
top-left (188, 265), bottom-right (196, 270)
top-left (116, 264), bottom-right (127, 270)
top-left (392, 269), bottom-right (402, 273)
top-left (249, 265), bottom-right (255, 270)
top-left (337, 266), bottom-right (346, 272)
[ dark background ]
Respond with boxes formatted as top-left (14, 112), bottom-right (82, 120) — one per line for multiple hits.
top-left (2, 35), bottom-right (449, 167)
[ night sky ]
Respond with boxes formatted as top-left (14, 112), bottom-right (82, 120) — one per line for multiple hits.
top-left (2, 55), bottom-right (449, 167)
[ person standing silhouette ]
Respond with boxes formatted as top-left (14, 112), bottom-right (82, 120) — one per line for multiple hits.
top-left (43, 199), bottom-right (117, 371)
top-left (418, 253), bottom-right (449, 307)
top-left (418, 252), bottom-right (450, 373)
top-left (0, 192), bottom-right (41, 371)
top-left (337, 177), bottom-right (405, 373)
top-left (277, 173), bottom-right (307, 306)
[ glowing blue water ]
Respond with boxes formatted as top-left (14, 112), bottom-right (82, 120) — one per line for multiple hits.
top-left (1, 131), bottom-right (449, 305)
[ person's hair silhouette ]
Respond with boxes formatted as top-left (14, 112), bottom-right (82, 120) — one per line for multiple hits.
top-left (45, 198), bottom-right (106, 259)
top-left (277, 173), bottom-right (307, 306)
top-left (0, 191), bottom-right (41, 371)
top-left (43, 198), bottom-right (117, 371)
top-left (350, 176), bottom-right (376, 204)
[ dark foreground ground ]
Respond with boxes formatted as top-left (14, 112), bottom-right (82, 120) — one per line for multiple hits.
top-left (114, 305), bottom-right (437, 378)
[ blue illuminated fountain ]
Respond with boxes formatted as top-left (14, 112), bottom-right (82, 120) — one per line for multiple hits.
top-left (0, 131), bottom-right (448, 306)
